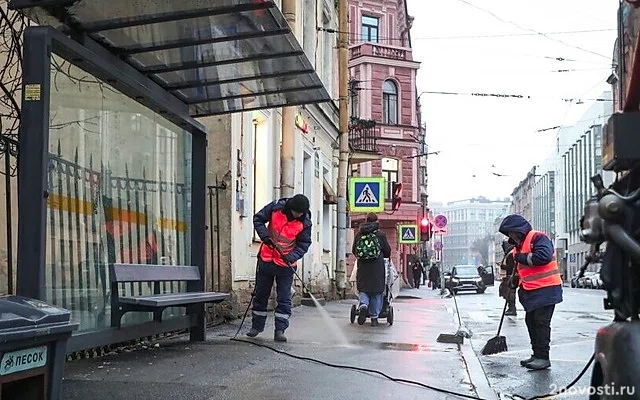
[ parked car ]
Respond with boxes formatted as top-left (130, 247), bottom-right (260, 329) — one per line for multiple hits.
top-left (444, 265), bottom-right (486, 294)
top-left (577, 272), bottom-right (597, 288)
top-left (570, 271), bottom-right (580, 288)
top-left (477, 265), bottom-right (495, 287)
top-left (587, 270), bottom-right (603, 289)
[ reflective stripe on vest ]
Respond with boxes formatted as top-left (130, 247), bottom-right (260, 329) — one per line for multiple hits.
top-left (259, 210), bottom-right (304, 267)
top-left (516, 230), bottom-right (562, 290)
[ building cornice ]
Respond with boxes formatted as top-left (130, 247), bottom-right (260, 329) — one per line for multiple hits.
top-left (349, 55), bottom-right (421, 69)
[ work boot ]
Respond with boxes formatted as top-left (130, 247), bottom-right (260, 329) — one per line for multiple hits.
top-left (371, 318), bottom-right (379, 327)
top-left (357, 305), bottom-right (368, 325)
top-left (505, 307), bottom-right (517, 316)
top-left (274, 330), bottom-right (287, 342)
top-left (520, 355), bottom-right (535, 366)
top-left (525, 358), bottom-right (551, 370)
top-left (246, 328), bottom-right (261, 338)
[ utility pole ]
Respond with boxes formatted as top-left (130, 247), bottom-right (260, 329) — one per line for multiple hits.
top-left (336, 0), bottom-right (349, 296)
top-left (281, 0), bottom-right (296, 198)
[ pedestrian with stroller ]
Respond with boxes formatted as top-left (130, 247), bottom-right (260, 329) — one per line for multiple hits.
top-left (353, 213), bottom-right (391, 326)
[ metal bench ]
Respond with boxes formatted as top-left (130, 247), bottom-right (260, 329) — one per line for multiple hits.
top-left (109, 264), bottom-right (229, 339)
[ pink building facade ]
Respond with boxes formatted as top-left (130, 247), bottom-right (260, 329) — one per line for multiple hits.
top-left (348, 0), bottom-right (422, 282)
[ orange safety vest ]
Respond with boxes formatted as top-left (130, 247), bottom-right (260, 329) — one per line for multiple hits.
top-left (515, 230), bottom-right (562, 290)
top-left (259, 210), bottom-right (304, 267)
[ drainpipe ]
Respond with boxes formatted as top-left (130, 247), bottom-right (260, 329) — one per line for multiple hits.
top-left (335, 0), bottom-right (349, 295)
top-left (280, 0), bottom-right (296, 198)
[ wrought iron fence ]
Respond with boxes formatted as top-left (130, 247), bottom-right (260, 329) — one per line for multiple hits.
top-left (46, 141), bottom-right (189, 330)
top-left (207, 179), bottom-right (226, 294)
top-left (0, 136), bottom-right (18, 296)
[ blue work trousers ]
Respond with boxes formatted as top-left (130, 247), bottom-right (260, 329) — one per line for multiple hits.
top-left (251, 259), bottom-right (295, 332)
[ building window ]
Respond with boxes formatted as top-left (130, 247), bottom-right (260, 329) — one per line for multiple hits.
top-left (350, 91), bottom-right (359, 118)
top-left (322, 10), bottom-right (334, 95)
top-left (382, 80), bottom-right (398, 125)
top-left (381, 157), bottom-right (399, 200)
top-left (361, 16), bottom-right (379, 43)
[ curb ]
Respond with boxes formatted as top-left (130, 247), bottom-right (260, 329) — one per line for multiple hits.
top-left (461, 340), bottom-right (500, 400)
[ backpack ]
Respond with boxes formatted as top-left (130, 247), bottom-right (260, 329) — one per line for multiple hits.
top-left (355, 232), bottom-right (381, 260)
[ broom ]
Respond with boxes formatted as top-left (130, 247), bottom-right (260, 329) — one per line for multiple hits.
top-left (480, 271), bottom-right (514, 355)
top-left (436, 287), bottom-right (472, 344)
top-left (480, 297), bottom-right (509, 355)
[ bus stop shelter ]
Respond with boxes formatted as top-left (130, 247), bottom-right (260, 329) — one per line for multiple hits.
top-left (9, 0), bottom-right (330, 352)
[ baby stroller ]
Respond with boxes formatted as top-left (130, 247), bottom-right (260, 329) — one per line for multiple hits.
top-left (349, 259), bottom-right (399, 326)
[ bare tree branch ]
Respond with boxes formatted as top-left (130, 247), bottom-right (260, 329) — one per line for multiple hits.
top-left (0, 2), bottom-right (27, 177)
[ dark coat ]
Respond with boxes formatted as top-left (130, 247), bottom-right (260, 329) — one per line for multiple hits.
top-left (499, 215), bottom-right (562, 312)
top-left (428, 265), bottom-right (439, 281)
top-left (500, 241), bottom-right (516, 275)
top-left (253, 198), bottom-right (313, 264)
top-left (353, 222), bottom-right (391, 294)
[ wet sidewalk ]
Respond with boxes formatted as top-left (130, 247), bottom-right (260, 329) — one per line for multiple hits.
top-left (62, 287), bottom-right (498, 400)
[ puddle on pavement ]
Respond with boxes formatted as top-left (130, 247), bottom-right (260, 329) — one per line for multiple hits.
top-left (353, 340), bottom-right (449, 352)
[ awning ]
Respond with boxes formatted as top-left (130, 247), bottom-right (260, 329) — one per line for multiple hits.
top-left (10, 0), bottom-right (331, 117)
top-left (323, 179), bottom-right (337, 205)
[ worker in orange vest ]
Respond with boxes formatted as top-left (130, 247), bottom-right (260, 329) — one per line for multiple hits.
top-left (246, 194), bottom-right (312, 342)
top-left (499, 214), bottom-right (563, 370)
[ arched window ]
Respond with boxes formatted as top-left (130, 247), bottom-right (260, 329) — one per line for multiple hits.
top-left (382, 80), bottom-right (398, 124)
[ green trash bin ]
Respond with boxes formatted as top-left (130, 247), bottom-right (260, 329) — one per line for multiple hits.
top-left (0, 296), bottom-right (78, 400)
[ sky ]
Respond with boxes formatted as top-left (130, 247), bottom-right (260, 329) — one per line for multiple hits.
top-left (406, 0), bottom-right (618, 203)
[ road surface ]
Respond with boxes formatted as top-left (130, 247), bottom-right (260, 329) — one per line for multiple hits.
top-left (456, 284), bottom-right (611, 399)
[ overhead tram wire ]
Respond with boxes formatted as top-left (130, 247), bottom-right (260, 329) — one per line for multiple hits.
top-left (391, 90), bottom-right (613, 103)
top-left (317, 27), bottom-right (616, 43)
top-left (451, 0), bottom-right (612, 60)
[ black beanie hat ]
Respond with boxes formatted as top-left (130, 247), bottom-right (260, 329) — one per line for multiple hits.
top-left (287, 194), bottom-right (310, 214)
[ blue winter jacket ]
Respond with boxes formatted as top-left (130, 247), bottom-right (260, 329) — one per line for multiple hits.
top-left (253, 198), bottom-right (313, 263)
top-left (499, 215), bottom-right (563, 312)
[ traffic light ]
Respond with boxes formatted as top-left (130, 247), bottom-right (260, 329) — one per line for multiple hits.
top-left (391, 182), bottom-right (402, 211)
top-left (420, 217), bottom-right (431, 241)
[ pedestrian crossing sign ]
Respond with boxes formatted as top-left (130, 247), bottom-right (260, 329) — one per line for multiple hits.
top-left (349, 177), bottom-right (385, 212)
top-left (398, 224), bottom-right (419, 244)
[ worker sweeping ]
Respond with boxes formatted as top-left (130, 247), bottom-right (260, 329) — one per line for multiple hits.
top-left (498, 214), bottom-right (563, 370)
top-left (246, 195), bottom-right (312, 342)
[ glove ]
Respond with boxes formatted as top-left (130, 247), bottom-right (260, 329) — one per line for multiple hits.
top-left (262, 237), bottom-right (275, 247)
top-left (282, 254), bottom-right (295, 265)
top-left (509, 274), bottom-right (520, 289)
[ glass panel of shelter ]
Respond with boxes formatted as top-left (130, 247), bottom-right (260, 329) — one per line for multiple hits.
top-left (66, 0), bottom-right (263, 24)
top-left (152, 54), bottom-right (311, 87)
top-left (126, 33), bottom-right (299, 73)
top-left (188, 88), bottom-right (327, 116)
top-left (174, 73), bottom-right (321, 103)
top-left (46, 54), bottom-right (193, 332)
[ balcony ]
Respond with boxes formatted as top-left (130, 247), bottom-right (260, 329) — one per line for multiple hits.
top-left (349, 42), bottom-right (412, 62)
top-left (349, 117), bottom-right (381, 164)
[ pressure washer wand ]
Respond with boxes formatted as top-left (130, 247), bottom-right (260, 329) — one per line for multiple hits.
top-left (236, 242), bottom-right (306, 338)
top-left (271, 243), bottom-right (308, 294)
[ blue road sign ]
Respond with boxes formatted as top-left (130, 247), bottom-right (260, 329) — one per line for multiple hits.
top-left (349, 177), bottom-right (385, 212)
top-left (398, 224), bottom-right (419, 244)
